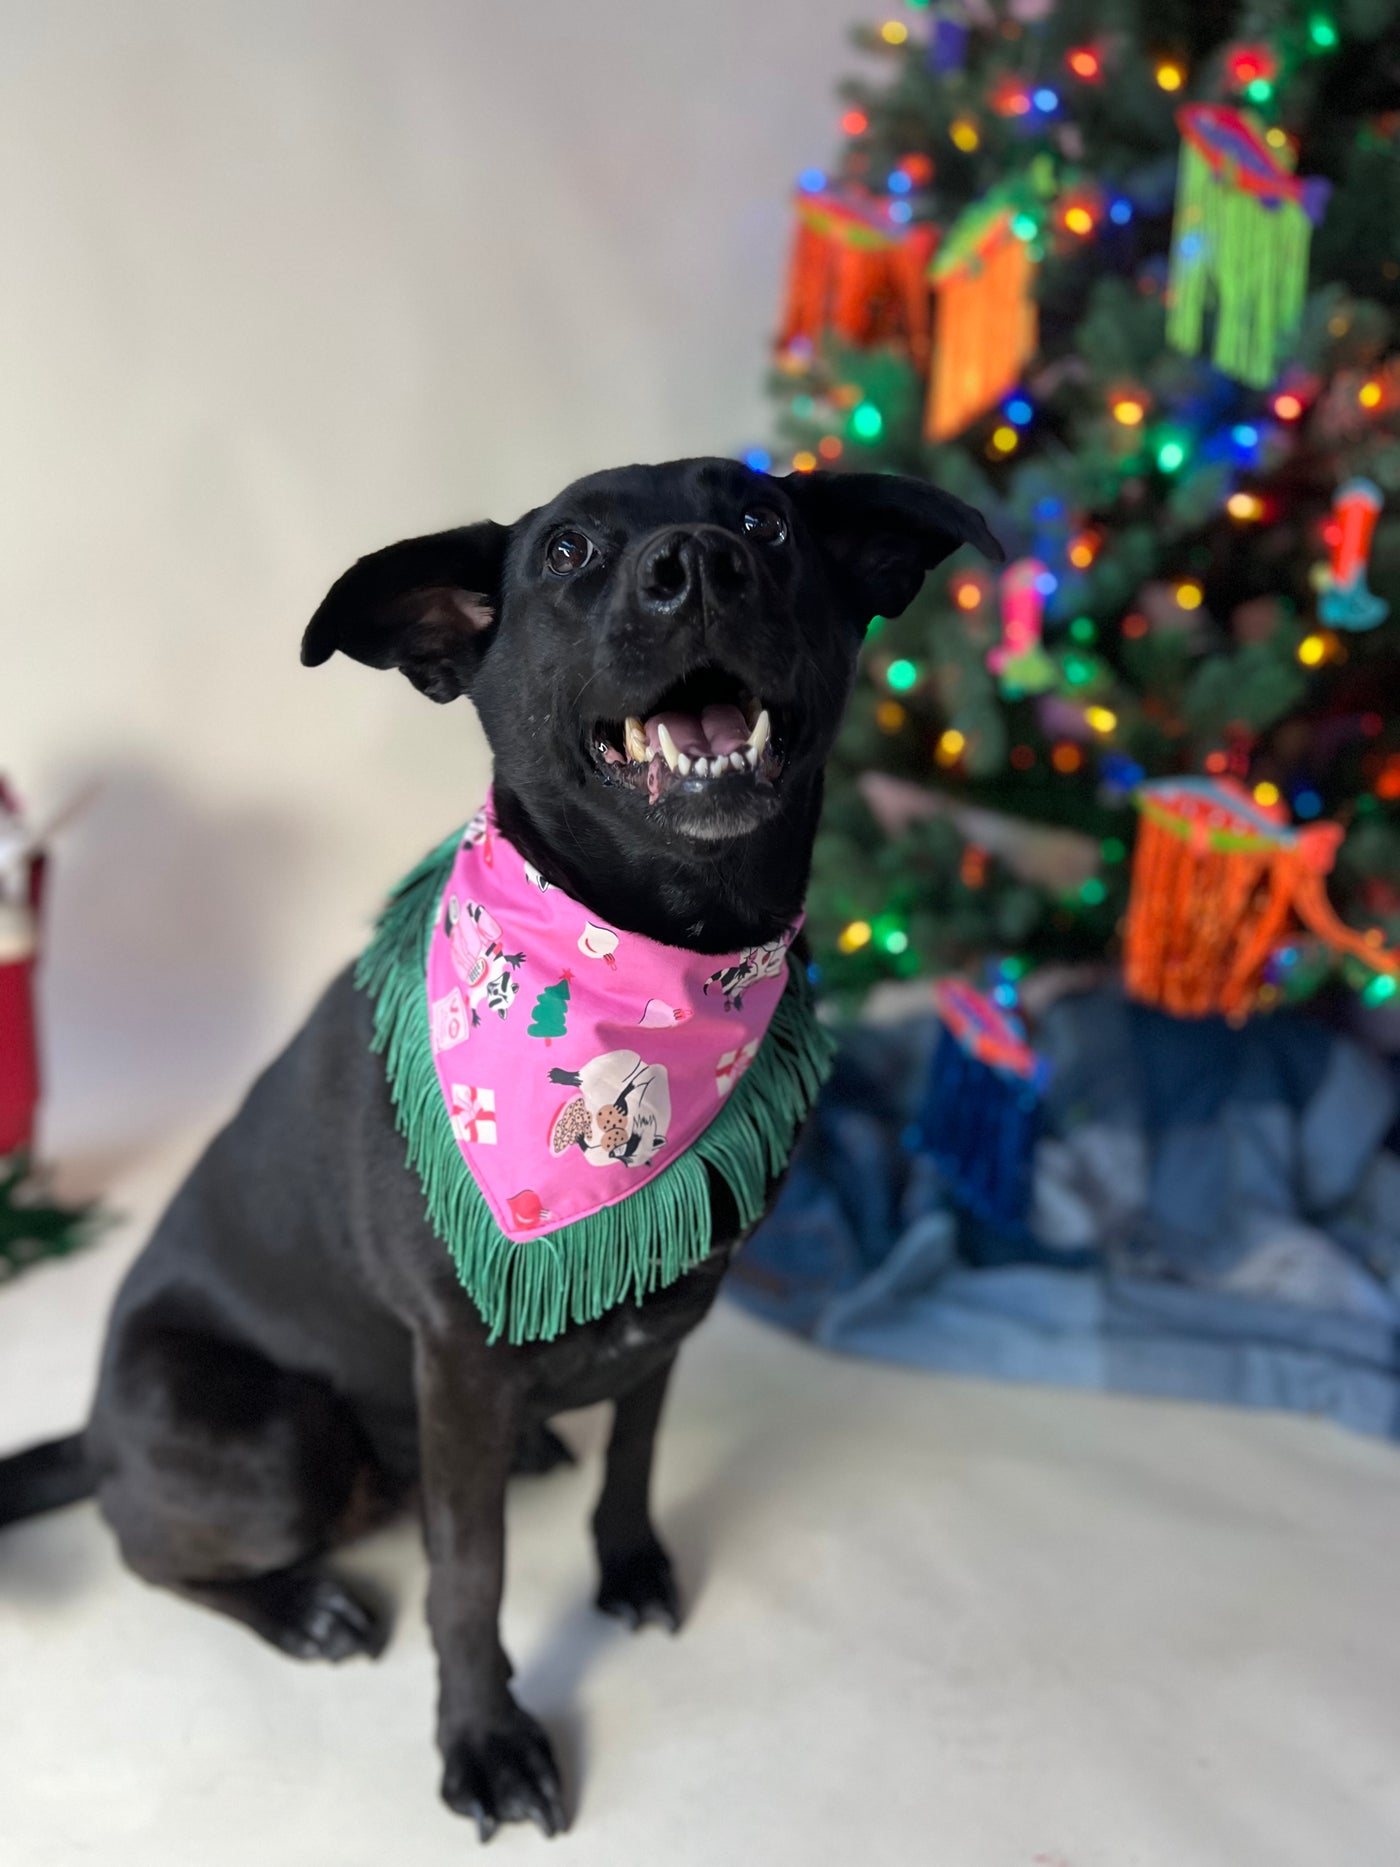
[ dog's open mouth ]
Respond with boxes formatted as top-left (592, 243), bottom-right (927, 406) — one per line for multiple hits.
top-left (591, 666), bottom-right (784, 805)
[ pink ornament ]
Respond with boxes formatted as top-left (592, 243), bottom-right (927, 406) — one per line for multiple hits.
top-left (987, 560), bottom-right (1056, 695)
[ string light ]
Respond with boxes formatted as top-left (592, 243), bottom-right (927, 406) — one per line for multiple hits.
top-left (798, 168), bottom-right (827, 194)
top-left (1122, 612), bottom-right (1149, 639)
top-left (936, 728), bottom-right (966, 766)
top-left (875, 699), bottom-right (907, 733)
top-left (838, 919), bottom-right (873, 953)
top-left (1033, 87), bottom-right (1059, 112)
top-left (880, 19), bottom-right (909, 45)
top-left (1063, 203), bottom-right (1095, 236)
top-left (1308, 14), bottom-right (1339, 49)
top-left (743, 448), bottom-right (772, 473)
top-left (888, 200), bottom-right (913, 223)
top-left (1085, 706), bottom-right (1118, 734)
top-left (1245, 77), bottom-right (1273, 103)
top-left (1112, 394), bottom-right (1146, 426)
top-left (1266, 127), bottom-right (1289, 150)
top-left (817, 435), bottom-right (843, 461)
top-left (841, 109), bottom-right (868, 135)
top-left (884, 929), bottom-right (910, 956)
top-left (792, 450), bottom-right (818, 472)
top-left (1205, 750), bottom-right (1229, 774)
top-left (952, 577), bottom-right (983, 611)
top-left (1273, 391), bottom-right (1304, 421)
top-left (1156, 435), bottom-right (1188, 472)
top-left (1069, 615), bottom-right (1098, 643)
top-left (1068, 47), bottom-right (1101, 80)
top-left (950, 117), bottom-right (980, 152)
top-left (1253, 781), bottom-right (1281, 807)
top-left (1004, 396), bottom-right (1034, 425)
top-left (1080, 878), bottom-right (1107, 906)
top-left (1227, 491), bottom-right (1265, 521)
top-left (1068, 533), bottom-right (1100, 569)
top-left (1175, 580), bottom-right (1204, 609)
top-left (1011, 212), bottom-right (1038, 241)
top-left (989, 424), bottom-right (1019, 455)
top-left (887, 658), bottom-right (918, 691)
top-left (1297, 631), bottom-right (1328, 666)
top-left (1154, 60), bottom-right (1185, 92)
top-left (851, 401), bottom-right (883, 440)
top-left (1051, 742), bottom-right (1085, 773)
top-left (1359, 379), bottom-right (1383, 408)
top-left (1010, 745), bottom-right (1036, 770)
top-left (887, 169), bottom-right (913, 194)
top-left (1109, 198), bottom-right (1133, 225)
top-left (1364, 975), bottom-right (1399, 1005)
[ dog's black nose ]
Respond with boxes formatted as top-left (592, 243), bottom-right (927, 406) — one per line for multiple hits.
top-left (637, 527), bottom-right (750, 616)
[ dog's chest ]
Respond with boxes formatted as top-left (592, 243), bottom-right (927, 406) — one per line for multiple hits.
top-left (522, 1245), bottom-right (734, 1415)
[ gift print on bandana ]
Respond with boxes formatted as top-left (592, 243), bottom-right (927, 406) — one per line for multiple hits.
top-left (703, 929), bottom-right (794, 1012)
top-left (444, 894), bottom-right (524, 1026)
top-left (715, 1038), bottom-right (760, 1098)
top-left (547, 1049), bottom-right (671, 1170)
top-left (430, 986), bottom-right (470, 1054)
top-left (450, 1084), bottom-right (497, 1146)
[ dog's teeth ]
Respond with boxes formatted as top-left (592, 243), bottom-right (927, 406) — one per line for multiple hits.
top-left (657, 723), bottom-right (681, 772)
top-left (729, 751), bottom-right (746, 772)
top-left (693, 755), bottom-right (709, 778)
top-left (744, 745), bottom-right (758, 769)
top-left (677, 752), bottom-right (692, 777)
top-left (747, 709), bottom-right (771, 760)
top-left (624, 716), bottom-right (648, 763)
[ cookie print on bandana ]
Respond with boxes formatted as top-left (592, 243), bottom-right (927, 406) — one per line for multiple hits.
top-left (445, 894), bottom-right (524, 1026)
top-left (703, 929), bottom-right (795, 1012)
top-left (450, 1085), bottom-right (497, 1145)
top-left (547, 1050), bottom-right (671, 1170)
top-left (424, 793), bottom-right (801, 1239)
top-left (431, 986), bottom-right (470, 1054)
top-left (715, 1038), bottom-right (760, 1097)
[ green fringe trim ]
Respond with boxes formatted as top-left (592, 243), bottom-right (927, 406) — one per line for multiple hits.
top-left (356, 826), bottom-right (836, 1345)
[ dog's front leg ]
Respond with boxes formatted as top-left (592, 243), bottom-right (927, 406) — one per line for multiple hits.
top-left (593, 1353), bottom-right (682, 1631)
top-left (414, 1328), bottom-right (565, 1842)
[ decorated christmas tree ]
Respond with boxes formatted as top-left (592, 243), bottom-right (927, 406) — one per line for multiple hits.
top-left (758, 0), bottom-right (1400, 1020)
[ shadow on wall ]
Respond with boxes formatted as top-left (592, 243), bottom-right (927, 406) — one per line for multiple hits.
top-left (35, 760), bottom-right (317, 1177)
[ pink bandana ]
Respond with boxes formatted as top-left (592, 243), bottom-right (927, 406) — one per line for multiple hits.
top-left (425, 797), bottom-right (800, 1240)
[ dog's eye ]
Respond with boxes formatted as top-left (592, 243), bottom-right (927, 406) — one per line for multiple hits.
top-left (742, 507), bottom-right (787, 546)
top-left (545, 528), bottom-right (594, 575)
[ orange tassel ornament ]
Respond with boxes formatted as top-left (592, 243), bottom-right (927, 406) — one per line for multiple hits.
top-left (1124, 778), bottom-right (1399, 1023)
top-left (778, 186), bottom-right (936, 369)
top-left (925, 201), bottom-right (1038, 441)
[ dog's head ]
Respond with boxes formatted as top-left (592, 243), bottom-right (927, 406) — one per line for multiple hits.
top-left (303, 456), bottom-right (998, 857)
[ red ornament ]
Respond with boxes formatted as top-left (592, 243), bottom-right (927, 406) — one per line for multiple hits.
top-left (779, 184), bottom-right (937, 370)
top-left (1225, 43), bottom-right (1278, 89)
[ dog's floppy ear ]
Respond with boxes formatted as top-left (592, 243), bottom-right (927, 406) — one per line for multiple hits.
top-left (785, 471), bottom-right (1004, 625)
top-left (300, 521), bottom-right (512, 703)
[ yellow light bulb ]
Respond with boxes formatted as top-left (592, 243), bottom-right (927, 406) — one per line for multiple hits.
top-left (1227, 492), bottom-right (1264, 521)
top-left (1297, 632), bottom-right (1327, 666)
top-left (990, 424), bottom-right (1019, 453)
top-left (1112, 397), bottom-right (1145, 426)
top-left (880, 19), bottom-right (909, 45)
top-left (1175, 581), bottom-right (1203, 610)
top-left (950, 118), bottom-right (980, 153)
top-left (1155, 61), bottom-right (1184, 91)
top-left (1360, 380), bottom-right (1383, 408)
top-left (792, 450), bottom-right (818, 473)
top-left (838, 919), bottom-right (873, 953)
top-left (1253, 782), bottom-right (1281, 807)
top-left (1064, 206), bottom-right (1094, 235)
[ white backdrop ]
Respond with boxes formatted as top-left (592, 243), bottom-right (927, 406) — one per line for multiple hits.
top-left (2, 0), bottom-right (864, 1156)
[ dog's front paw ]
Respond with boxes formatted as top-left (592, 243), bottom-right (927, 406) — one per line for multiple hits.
top-left (440, 1709), bottom-right (566, 1843)
top-left (596, 1537), bottom-right (681, 1632)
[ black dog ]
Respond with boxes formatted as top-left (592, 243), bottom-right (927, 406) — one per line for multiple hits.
top-left (0, 457), bottom-right (998, 1839)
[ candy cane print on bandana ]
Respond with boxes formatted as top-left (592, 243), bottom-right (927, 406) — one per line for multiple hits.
top-left (356, 797), bottom-right (834, 1344)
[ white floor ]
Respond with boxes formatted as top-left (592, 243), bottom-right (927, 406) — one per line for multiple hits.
top-left (3, 1140), bottom-right (1400, 1866)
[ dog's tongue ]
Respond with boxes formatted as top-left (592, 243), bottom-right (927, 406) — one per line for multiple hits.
top-left (643, 703), bottom-right (749, 759)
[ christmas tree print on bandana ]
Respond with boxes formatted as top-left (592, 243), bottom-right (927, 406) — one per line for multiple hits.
top-left (423, 794), bottom-right (802, 1238)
